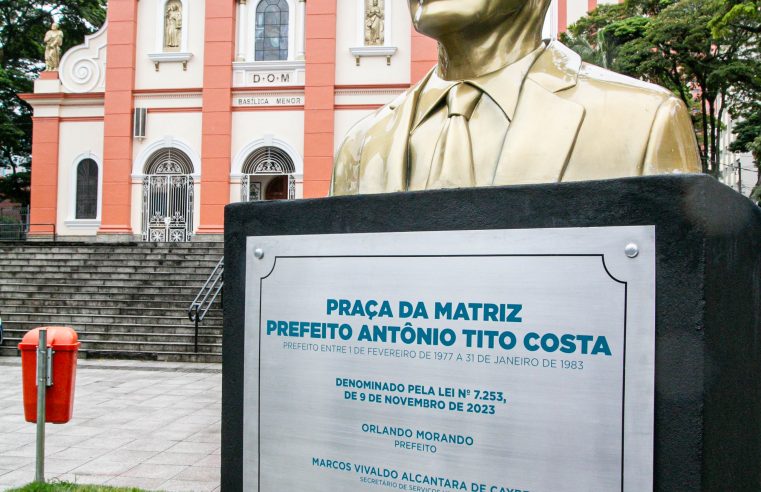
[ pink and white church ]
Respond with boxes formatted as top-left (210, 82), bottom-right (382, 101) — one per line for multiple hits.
top-left (21, 0), bottom-right (616, 241)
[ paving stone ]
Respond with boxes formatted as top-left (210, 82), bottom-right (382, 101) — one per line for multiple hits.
top-left (146, 451), bottom-right (207, 466)
top-left (45, 433), bottom-right (98, 448)
top-left (33, 458), bottom-right (88, 474)
top-left (194, 454), bottom-right (221, 468)
top-left (0, 468), bottom-right (36, 488)
top-left (0, 455), bottom-right (30, 470)
top-left (106, 475), bottom-right (167, 489)
top-left (75, 435), bottom-right (135, 450)
top-left (71, 457), bottom-right (138, 476)
top-left (52, 425), bottom-right (108, 437)
top-left (1, 443), bottom-right (67, 458)
top-left (122, 439), bottom-right (178, 453)
top-left (60, 472), bottom-right (111, 486)
top-left (0, 433), bottom-right (35, 451)
top-left (121, 462), bottom-right (187, 480)
top-left (0, 360), bottom-right (221, 490)
top-left (99, 448), bottom-right (158, 463)
top-left (158, 479), bottom-right (219, 492)
top-left (165, 441), bottom-right (219, 455)
top-left (50, 446), bottom-right (113, 461)
top-left (186, 430), bottom-right (221, 443)
top-left (172, 465), bottom-right (220, 482)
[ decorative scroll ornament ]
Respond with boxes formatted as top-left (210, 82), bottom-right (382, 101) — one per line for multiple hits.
top-left (156, 161), bottom-right (184, 175)
top-left (58, 22), bottom-right (107, 93)
top-left (364, 0), bottom-right (385, 46)
top-left (44, 23), bottom-right (64, 71)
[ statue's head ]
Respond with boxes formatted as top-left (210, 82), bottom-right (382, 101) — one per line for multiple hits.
top-left (51, 22), bottom-right (59, 30)
top-left (408, 0), bottom-right (551, 39)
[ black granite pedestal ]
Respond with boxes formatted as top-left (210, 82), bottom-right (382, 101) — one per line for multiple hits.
top-left (222, 175), bottom-right (761, 491)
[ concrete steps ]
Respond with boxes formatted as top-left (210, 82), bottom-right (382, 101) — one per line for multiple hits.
top-left (0, 241), bottom-right (223, 362)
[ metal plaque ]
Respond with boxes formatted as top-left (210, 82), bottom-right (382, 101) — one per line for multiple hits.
top-left (244, 227), bottom-right (655, 491)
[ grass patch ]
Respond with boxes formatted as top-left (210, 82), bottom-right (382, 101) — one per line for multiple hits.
top-left (6, 482), bottom-right (154, 492)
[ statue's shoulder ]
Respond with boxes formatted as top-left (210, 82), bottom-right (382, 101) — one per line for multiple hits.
top-left (344, 88), bottom-right (411, 138)
top-left (332, 89), bottom-right (412, 195)
top-left (535, 41), bottom-right (675, 107)
top-left (576, 61), bottom-right (675, 102)
top-left (551, 46), bottom-right (700, 173)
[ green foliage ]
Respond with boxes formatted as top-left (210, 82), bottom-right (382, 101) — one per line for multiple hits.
top-left (0, 0), bottom-right (106, 204)
top-left (6, 481), bottom-right (150, 492)
top-left (709, 0), bottom-right (761, 36)
top-left (729, 104), bottom-right (761, 158)
top-left (565, 0), bottom-right (761, 177)
top-left (0, 169), bottom-right (30, 203)
top-left (561, 4), bottom-right (639, 67)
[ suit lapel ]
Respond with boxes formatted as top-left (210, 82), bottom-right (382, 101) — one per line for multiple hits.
top-left (356, 42), bottom-right (587, 191)
top-left (492, 42), bottom-right (586, 185)
top-left (358, 71), bottom-right (432, 193)
top-left (492, 79), bottom-right (585, 184)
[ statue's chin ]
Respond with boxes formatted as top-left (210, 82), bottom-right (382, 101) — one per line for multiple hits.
top-left (411, 3), bottom-right (486, 39)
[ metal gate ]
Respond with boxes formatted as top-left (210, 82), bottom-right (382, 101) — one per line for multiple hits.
top-left (142, 175), bottom-right (194, 242)
top-left (241, 174), bottom-right (295, 201)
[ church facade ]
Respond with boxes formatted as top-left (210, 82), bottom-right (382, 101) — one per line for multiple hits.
top-left (22, 0), bottom-right (617, 241)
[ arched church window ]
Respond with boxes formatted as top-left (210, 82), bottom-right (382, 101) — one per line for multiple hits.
top-left (255, 0), bottom-right (289, 61)
top-left (241, 146), bottom-right (296, 201)
top-left (75, 158), bottom-right (98, 219)
top-left (164, 0), bottom-right (183, 52)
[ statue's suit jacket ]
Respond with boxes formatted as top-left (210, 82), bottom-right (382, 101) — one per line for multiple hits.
top-left (331, 41), bottom-right (701, 195)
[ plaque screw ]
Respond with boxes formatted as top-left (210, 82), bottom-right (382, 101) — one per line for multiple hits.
top-left (254, 248), bottom-right (264, 259)
top-left (624, 243), bottom-right (639, 258)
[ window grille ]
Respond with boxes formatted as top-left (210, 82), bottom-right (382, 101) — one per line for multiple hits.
top-left (255, 0), bottom-right (289, 61)
top-left (144, 147), bottom-right (194, 175)
top-left (75, 159), bottom-right (98, 219)
top-left (242, 146), bottom-right (295, 175)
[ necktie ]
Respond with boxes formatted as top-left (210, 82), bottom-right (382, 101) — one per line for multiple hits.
top-left (426, 83), bottom-right (483, 189)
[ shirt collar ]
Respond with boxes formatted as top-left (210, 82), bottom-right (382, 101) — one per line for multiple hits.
top-left (413, 43), bottom-right (546, 129)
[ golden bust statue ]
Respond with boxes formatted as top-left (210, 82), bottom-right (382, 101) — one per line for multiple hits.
top-left (331, 0), bottom-right (701, 195)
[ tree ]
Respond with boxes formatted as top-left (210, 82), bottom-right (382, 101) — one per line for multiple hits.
top-left (0, 170), bottom-right (29, 203)
top-left (0, 0), bottom-right (106, 204)
top-left (561, 4), bottom-right (651, 69)
top-left (563, 0), bottom-right (761, 177)
top-left (710, 0), bottom-right (761, 37)
top-left (728, 102), bottom-right (761, 204)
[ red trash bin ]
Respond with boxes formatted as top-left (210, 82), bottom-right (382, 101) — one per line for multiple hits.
top-left (19, 326), bottom-right (80, 424)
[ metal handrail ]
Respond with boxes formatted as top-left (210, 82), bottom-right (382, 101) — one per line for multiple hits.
top-left (0, 223), bottom-right (55, 242)
top-left (188, 256), bottom-right (224, 353)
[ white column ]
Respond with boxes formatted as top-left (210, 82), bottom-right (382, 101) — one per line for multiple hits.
top-left (236, 0), bottom-right (248, 62)
top-left (296, 0), bottom-right (306, 61)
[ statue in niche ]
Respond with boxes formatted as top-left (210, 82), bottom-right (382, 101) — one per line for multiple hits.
top-left (364, 0), bottom-right (384, 46)
top-left (44, 23), bottom-right (64, 71)
top-left (164, 0), bottom-right (182, 50)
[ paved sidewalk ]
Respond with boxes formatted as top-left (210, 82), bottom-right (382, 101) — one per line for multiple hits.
top-left (0, 357), bottom-right (221, 491)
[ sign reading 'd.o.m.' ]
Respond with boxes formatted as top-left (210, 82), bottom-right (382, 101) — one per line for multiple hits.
top-left (235, 227), bottom-right (655, 492)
